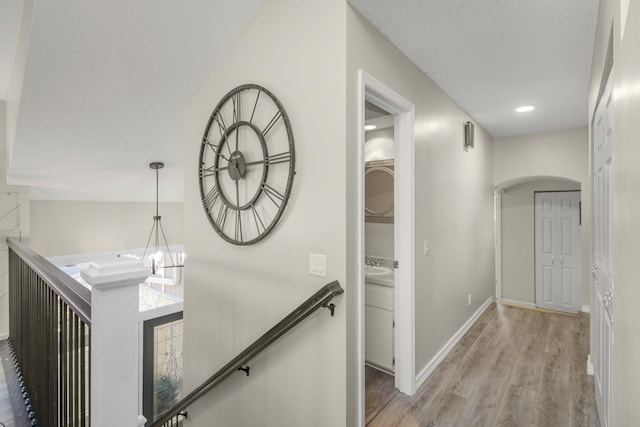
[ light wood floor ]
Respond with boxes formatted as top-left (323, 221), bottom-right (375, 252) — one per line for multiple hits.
top-left (366, 303), bottom-right (599, 426)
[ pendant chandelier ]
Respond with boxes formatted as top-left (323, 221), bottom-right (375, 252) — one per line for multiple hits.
top-left (142, 162), bottom-right (184, 274)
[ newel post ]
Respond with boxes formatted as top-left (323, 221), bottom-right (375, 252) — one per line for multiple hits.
top-left (81, 260), bottom-right (149, 427)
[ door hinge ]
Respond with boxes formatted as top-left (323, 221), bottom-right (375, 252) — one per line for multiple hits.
top-left (392, 357), bottom-right (395, 366)
top-left (393, 260), bottom-right (399, 268)
top-left (392, 320), bottom-right (395, 328)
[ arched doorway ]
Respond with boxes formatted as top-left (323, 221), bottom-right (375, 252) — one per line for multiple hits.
top-left (495, 176), bottom-right (585, 312)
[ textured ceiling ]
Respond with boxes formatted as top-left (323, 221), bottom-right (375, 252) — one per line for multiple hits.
top-left (8, 0), bottom-right (263, 201)
top-left (349, 0), bottom-right (600, 138)
top-left (5, 1), bottom-right (599, 201)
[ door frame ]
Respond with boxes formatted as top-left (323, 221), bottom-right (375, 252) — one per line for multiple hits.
top-left (356, 70), bottom-right (416, 424)
top-left (494, 189), bottom-right (504, 301)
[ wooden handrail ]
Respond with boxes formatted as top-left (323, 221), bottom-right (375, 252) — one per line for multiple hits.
top-left (150, 280), bottom-right (344, 426)
top-left (7, 237), bottom-right (91, 323)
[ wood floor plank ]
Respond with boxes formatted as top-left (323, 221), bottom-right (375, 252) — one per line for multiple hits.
top-left (448, 314), bottom-right (503, 399)
top-left (443, 305), bottom-right (494, 366)
top-left (367, 358), bottom-right (459, 427)
top-left (508, 310), bottom-right (548, 393)
top-left (415, 390), bottom-right (467, 427)
top-left (495, 383), bottom-right (536, 426)
top-left (532, 315), bottom-right (572, 426)
top-left (365, 393), bottom-right (415, 427)
top-left (455, 307), bottom-right (528, 426)
top-left (367, 303), bottom-right (600, 427)
top-left (365, 366), bottom-right (399, 425)
top-left (569, 313), bottom-right (599, 427)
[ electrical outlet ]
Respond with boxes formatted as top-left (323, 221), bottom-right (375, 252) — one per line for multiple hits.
top-left (468, 294), bottom-right (472, 306)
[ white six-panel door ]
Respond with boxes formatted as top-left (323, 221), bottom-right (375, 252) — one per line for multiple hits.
top-left (593, 71), bottom-right (613, 427)
top-left (534, 191), bottom-right (582, 314)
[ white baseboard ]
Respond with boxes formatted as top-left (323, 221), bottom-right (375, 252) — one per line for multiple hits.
top-left (0, 333), bottom-right (8, 341)
top-left (500, 299), bottom-right (590, 314)
top-left (498, 298), bottom-right (536, 309)
top-left (587, 354), bottom-right (594, 375)
top-left (415, 296), bottom-right (493, 389)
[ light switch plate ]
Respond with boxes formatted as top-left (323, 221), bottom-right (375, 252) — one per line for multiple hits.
top-left (309, 253), bottom-right (326, 277)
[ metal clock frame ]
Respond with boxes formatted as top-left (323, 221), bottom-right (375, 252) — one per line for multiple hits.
top-left (198, 84), bottom-right (296, 245)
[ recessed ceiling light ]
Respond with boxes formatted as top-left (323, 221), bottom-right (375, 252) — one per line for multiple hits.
top-left (516, 105), bottom-right (535, 113)
top-left (364, 124), bottom-right (377, 131)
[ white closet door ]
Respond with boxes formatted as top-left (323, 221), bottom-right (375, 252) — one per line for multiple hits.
top-left (593, 71), bottom-right (613, 427)
top-left (535, 191), bottom-right (582, 314)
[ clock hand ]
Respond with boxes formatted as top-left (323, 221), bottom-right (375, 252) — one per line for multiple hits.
top-left (235, 179), bottom-right (243, 242)
top-left (203, 136), bottom-right (232, 162)
top-left (244, 159), bottom-right (265, 167)
top-left (244, 152), bottom-right (291, 168)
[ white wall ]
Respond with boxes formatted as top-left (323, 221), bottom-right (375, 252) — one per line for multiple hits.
top-left (590, 0), bottom-right (640, 423)
top-left (347, 7), bottom-right (495, 420)
top-left (29, 200), bottom-right (183, 257)
top-left (183, 0), bottom-right (346, 426)
top-left (501, 179), bottom-right (581, 305)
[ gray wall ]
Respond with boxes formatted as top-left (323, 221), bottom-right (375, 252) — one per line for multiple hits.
top-left (501, 179), bottom-right (581, 305)
top-left (494, 127), bottom-right (590, 311)
top-left (494, 127), bottom-right (588, 187)
top-left (29, 200), bottom-right (183, 257)
top-left (347, 7), bottom-right (495, 422)
top-left (183, 0), bottom-right (347, 425)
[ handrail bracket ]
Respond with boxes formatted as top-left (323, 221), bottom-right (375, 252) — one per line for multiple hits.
top-left (323, 302), bottom-right (337, 317)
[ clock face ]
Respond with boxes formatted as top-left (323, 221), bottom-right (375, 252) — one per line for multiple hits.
top-left (199, 84), bottom-right (295, 245)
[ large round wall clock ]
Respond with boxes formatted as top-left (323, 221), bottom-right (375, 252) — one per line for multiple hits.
top-left (199, 84), bottom-right (295, 245)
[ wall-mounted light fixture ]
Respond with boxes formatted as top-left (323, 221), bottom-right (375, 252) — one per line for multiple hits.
top-left (463, 121), bottom-right (474, 150)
